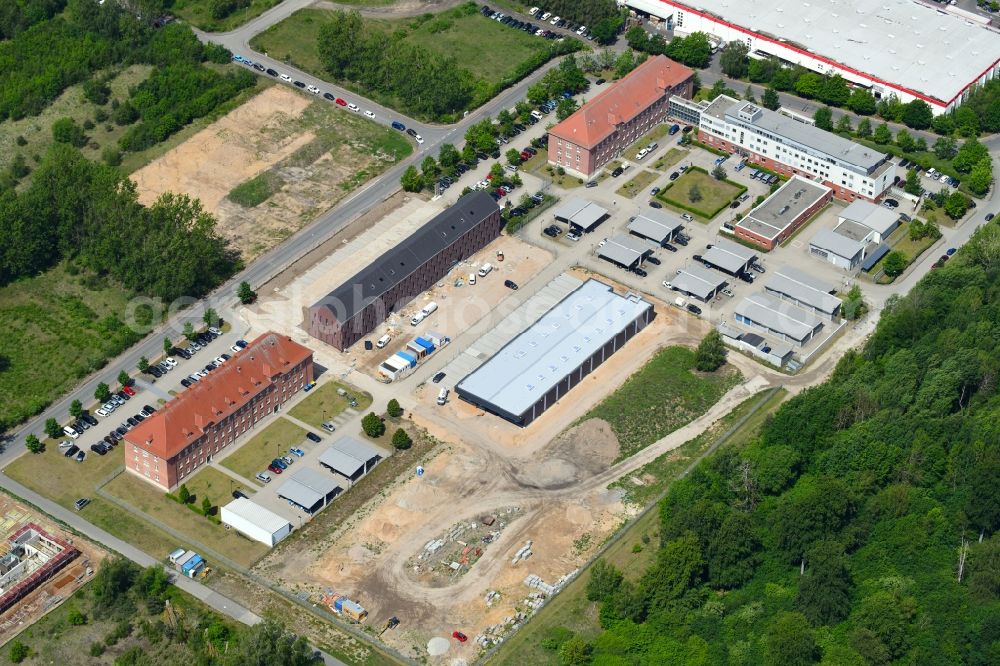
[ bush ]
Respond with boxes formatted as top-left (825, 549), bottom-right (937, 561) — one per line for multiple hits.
top-left (102, 146), bottom-right (122, 167)
top-left (51, 117), bottom-right (88, 147)
top-left (362, 412), bottom-right (385, 438)
top-left (94, 108), bottom-right (109, 123)
top-left (695, 330), bottom-right (727, 372)
top-left (392, 428), bottom-right (412, 450)
top-left (68, 608), bottom-right (87, 625)
top-left (204, 43), bottom-right (232, 64)
top-left (89, 642), bottom-right (105, 657)
top-left (387, 399), bottom-right (403, 418)
top-left (15, 135), bottom-right (27, 146)
top-left (9, 641), bottom-right (28, 663)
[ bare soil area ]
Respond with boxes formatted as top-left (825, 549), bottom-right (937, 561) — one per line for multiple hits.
top-left (0, 493), bottom-right (107, 646)
top-left (129, 86), bottom-right (406, 260)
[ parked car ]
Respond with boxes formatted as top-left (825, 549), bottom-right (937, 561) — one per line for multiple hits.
top-left (290, 447), bottom-right (306, 458)
top-left (681, 213), bottom-right (693, 222)
top-left (267, 464), bottom-right (283, 475)
top-left (74, 498), bottom-right (90, 510)
top-left (453, 631), bottom-right (468, 643)
top-left (306, 432), bottom-right (322, 443)
top-left (504, 279), bottom-right (519, 290)
top-left (663, 243), bottom-right (677, 252)
top-left (265, 68), bottom-right (278, 77)
top-left (256, 472), bottom-right (272, 484)
top-left (75, 450), bottom-right (85, 462)
top-left (271, 458), bottom-right (288, 470)
top-left (646, 256), bottom-right (661, 266)
top-left (232, 489), bottom-right (248, 499)
top-left (611, 167), bottom-right (624, 177)
top-left (293, 80), bottom-right (305, 88)
top-left (632, 267), bottom-right (648, 278)
top-left (987, 213), bottom-right (996, 221)
top-left (669, 171), bottom-right (680, 181)
top-left (306, 84), bottom-right (320, 95)
top-left (122, 385), bottom-right (136, 396)
top-left (323, 92), bottom-right (335, 101)
top-left (649, 200), bottom-right (663, 209)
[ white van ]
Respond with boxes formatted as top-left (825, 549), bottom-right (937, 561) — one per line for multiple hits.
top-left (421, 302), bottom-right (438, 317)
top-left (437, 388), bottom-right (449, 405)
top-left (469, 272), bottom-right (476, 285)
top-left (478, 263), bottom-right (493, 277)
top-left (410, 312), bottom-right (425, 326)
top-left (531, 110), bottom-right (543, 121)
top-left (376, 334), bottom-right (391, 349)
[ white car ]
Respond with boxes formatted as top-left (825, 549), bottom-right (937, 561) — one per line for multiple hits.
top-left (63, 426), bottom-right (80, 439)
top-left (681, 213), bottom-right (694, 222)
top-left (163, 357), bottom-right (177, 368)
top-left (550, 16), bottom-right (560, 25)
top-left (279, 74), bottom-right (292, 83)
top-left (96, 408), bottom-right (110, 417)
top-left (347, 103), bottom-right (360, 112)
top-left (256, 472), bottom-right (271, 484)
top-left (188, 373), bottom-right (201, 383)
top-left (230, 344), bottom-right (241, 353)
top-left (414, 134), bottom-right (424, 144)
top-left (636, 148), bottom-right (649, 160)
top-left (214, 356), bottom-right (226, 365)
top-left (208, 326), bottom-right (222, 336)
top-left (541, 12), bottom-right (551, 21)
top-left (576, 25), bottom-right (587, 35)
top-left (939, 173), bottom-right (950, 183)
top-left (307, 84), bottom-right (320, 94)
top-left (364, 110), bottom-right (376, 119)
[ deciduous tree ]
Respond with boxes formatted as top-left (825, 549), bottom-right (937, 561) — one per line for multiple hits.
top-left (70, 399), bottom-right (83, 419)
top-left (362, 412), bottom-right (384, 438)
top-left (813, 107), bottom-right (833, 131)
top-left (586, 560), bottom-right (623, 602)
top-left (797, 540), bottom-right (853, 625)
top-left (720, 41), bottom-right (749, 78)
top-left (25, 435), bottom-right (43, 454)
top-left (764, 612), bottom-right (818, 666)
top-left (386, 399), bottom-right (403, 418)
top-left (400, 165), bottom-right (424, 193)
top-left (44, 418), bottom-right (62, 439)
top-left (762, 87), bottom-right (780, 111)
top-left (695, 330), bottom-right (726, 371)
top-left (95, 382), bottom-right (111, 403)
top-left (391, 427), bottom-right (411, 450)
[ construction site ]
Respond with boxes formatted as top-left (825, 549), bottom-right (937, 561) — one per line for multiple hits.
top-left (0, 496), bottom-right (103, 646)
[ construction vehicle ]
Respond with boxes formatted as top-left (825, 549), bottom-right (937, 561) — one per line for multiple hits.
top-left (379, 616), bottom-right (400, 636)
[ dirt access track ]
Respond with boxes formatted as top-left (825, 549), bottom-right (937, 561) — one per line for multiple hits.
top-left (130, 85), bottom-right (404, 260)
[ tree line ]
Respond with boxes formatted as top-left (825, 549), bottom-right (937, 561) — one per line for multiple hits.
top-left (551, 223), bottom-right (1000, 664)
top-left (0, 0), bottom-right (65, 39)
top-left (0, 143), bottom-right (239, 299)
top-left (316, 6), bottom-right (581, 121)
top-left (625, 28), bottom-right (714, 69)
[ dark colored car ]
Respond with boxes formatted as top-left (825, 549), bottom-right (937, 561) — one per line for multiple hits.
top-left (406, 128), bottom-right (418, 137)
top-left (90, 443), bottom-right (108, 455)
top-left (64, 445), bottom-right (79, 458)
top-left (632, 267), bottom-right (648, 278)
top-left (686, 304), bottom-right (703, 315)
top-left (432, 371), bottom-right (446, 383)
top-left (663, 243), bottom-right (678, 252)
top-left (232, 489), bottom-right (248, 500)
top-left (730, 200), bottom-right (740, 209)
top-left (611, 167), bottom-right (624, 177)
top-left (504, 279), bottom-right (519, 290)
top-left (595, 78), bottom-right (606, 85)
top-left (648, 200), bottom-right (662, 209)
top-left (266, 68), bottom-right (278, 77)
top-left (306, 432), bottom-right (322, 443)
top-left (585, 181), bottom-right (598, 188)
top-left (323, 92), bottom-right (335, 101)
top-left (987, 213), bottom-right (996, 221)
top-left (148, 365), bottom-right (163, 378)
top-left (674, 235), bottom-right (688, 247)
top-left (392, 121), bottom-right (406, 131)
top-left (646, 256), bottom-right (661, 266)
top-left (115, 427), bottom-right (128, 437)
top-left (181, 378), bottom-right (192, 388)
top-left (117, 390), bottom-right (130, 401)
top-left (738, 272), bottom-right (755, 284)
top-left (293, 80), bottom-right (305, 88)
top-left (127, 417), bottom-right (139, 427)
top-left (669, 171), bottom-right (680, 181)
top-left (82, 413), bottom-right (98, 426)
top-left (143, 404), bottom-right (156, 414)
top-left (693, 254), bottom-right (704, 262)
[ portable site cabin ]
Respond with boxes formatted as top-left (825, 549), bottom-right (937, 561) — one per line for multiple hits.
top-left (396, 351), bottom-right (417, 367)
top-left (334, 597), bottom-right (368, 622)
top-left (181, 554), bottom-right (204, 578)
top-left (406, 339), bottom-right (432, 358)
top-left (172, 550), bottom-right (197, 571)
top-left (423, 330), bottom-right (450, 347)
top-left (414, 337), bottom-right (435, 354)
top-left (168, 548), bottom-right (187, 564)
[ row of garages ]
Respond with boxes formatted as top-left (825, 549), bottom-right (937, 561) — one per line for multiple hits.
top-left (220, 435), bottom-right (383, 546)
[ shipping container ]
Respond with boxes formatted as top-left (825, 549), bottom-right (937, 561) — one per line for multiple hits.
top-left (414, 337), bottom-right (435, 353)
top-left (406, 340), bottom-right (427, 358)
top-left (395, 351), bottom-right (417, 367)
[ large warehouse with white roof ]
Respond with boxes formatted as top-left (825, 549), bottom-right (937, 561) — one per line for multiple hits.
top-left (455, 279), bottom-right (654, 426)
top-left (623, 0), bottom-right (1000, 113)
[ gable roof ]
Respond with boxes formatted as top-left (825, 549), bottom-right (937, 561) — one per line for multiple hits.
top-left (810, 228), bottom-right (866, 259)
top-left (310, 191), bottom-right (498, 323)
top-left (838, 200), bottom-right (900, 236)
top-left (549, 55), bottom-right (693, 149)
top-left (125, 332), bottom-right (313, 460)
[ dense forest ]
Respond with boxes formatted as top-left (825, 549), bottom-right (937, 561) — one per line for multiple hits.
top-left (0, 144), bottom-right (239, 298)
top-left (316, 5), bottom-right (581, 120)
top-left (562, 223), bottom-right (1000, 664)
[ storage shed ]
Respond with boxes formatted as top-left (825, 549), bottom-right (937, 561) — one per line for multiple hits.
top-left (220, 498), bottom-right (293, 547)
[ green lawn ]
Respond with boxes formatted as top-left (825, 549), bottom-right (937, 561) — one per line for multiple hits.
top-left (651, 147), bottom-right (687, 172)
top-left (0, 263), bottom-right (153, 431)
top-left (580, 346), bottom-right (742, 461)
top-left (490, 389), bottom-right (786, 666)
top-left (615, 170), bottom-right (658, 199)
top-left (5, 440), bottom-right (123, 509)
top-left (171, 0), bottom-right (285, 32)
top-left (104, 471), bottom-right (268, 568)
top-left (221, 418), bottom-right (307, 484)
top-left (288, 381), bottom-right (372, 429)
top-left (624, 125), bottom-right (670, 160)
top-left (658, 166), bottom-right (745, 220)
top-left (250, 5), bottom-right (550, 115)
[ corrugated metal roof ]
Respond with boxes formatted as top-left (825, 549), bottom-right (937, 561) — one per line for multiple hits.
top-left (277, 479), bottom-right (323, 510)
top-left (628, 211), bottom-right (683, 243)
top-left (598, 234), bottom-right (650, 267)
top-left (670, 264), bottom-right (726, 300)
top-left (704, 238), bottom-right (758, 274)
top-left (221, 498), bottom-right (291, 534)
top-left (332, 436), bottom-right (382, 464)
top-left (766, 267), bottom-right (841, 314)
top-left (456, 279), bottom-right (652, 419)
top-left (318, 448), bottom-right (365, 477)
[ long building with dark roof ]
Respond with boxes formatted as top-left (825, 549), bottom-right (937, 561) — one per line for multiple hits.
top-left (307, 192), bottom-right (501, 351)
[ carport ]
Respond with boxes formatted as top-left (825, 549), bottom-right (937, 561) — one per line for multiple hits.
top-left (627, 211), bottom-right (683, 246)
top-left (551, 196), bottom-right (609, 233)
top-left (277, 468), bottom-right (342, 514)
top-left (703, 238), bottom-right (758, 276)
top-left (331, 436), bottom-right (382, 474)
top-left (668, 264), bottom-right (726, 302)
top-left (319, 447), bottom-right (366, 482)
top-left (597, 235), bottom-right (652, 270)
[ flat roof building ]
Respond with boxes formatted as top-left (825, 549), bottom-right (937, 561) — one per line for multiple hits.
top-left (551, 196), bottom-right (610, 233)
top-left (307, 192), bottom-right (501, 351)
top-left (624, 0), bottom-right (1000, 113)
top-left (809, 228), bottom-right (868, 271)
top-left (765, 267), bottom-right (842, 319)
top-left (220, 498), bottom-right (292, 547)
top-left (455, 279), bottom-right (654, 426)
top-left (735, 292), bottom-right (825, 345)
top-left (680, 94), bottom-right (893, 203)
top-left (549, 55), bottom-right (694, 178)
top-left (124, 333), bottom-right (313, 491)
top-left (628, 210), bottom-right (684, 246)
top-left (597, 234), bottom-right (653, 269)
top-left (667, 264), bottom-right (727, 302)
top-left (836, 201), bottom-right (901, 244)
top-left (736, 176), bottom-right (832, 250)
top-left (318, 436), bottom-right (382, 482)
top-left (703, 238), bottom-right (758, 276)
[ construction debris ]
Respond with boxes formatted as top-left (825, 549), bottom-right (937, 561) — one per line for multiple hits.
top-left (510, 540), bottom-right (533, 565)
top-left (406, 506), bottom-right (522, 585)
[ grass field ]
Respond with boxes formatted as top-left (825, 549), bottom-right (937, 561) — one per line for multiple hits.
top-left (490, 388), bottom-right (787, 666)
top-left (288, 381), bottom-right (372, 429)
top-left (0, 262), bottom-right (152, 430)
top-left (104, 471), bottom-right (268, 567)
top-left (625, 125), bottom-right (670, 160)
top-left (250, 6), bottom-right (550, 114)
top-left (658, 166), bottom-right (745, 220)
top-left (651, 147), bottom-right (687, 171)
top-left (220, 418), bottom-right (307, 484)
top-left (580, 346), bottom-right (742, 461)
top-left (615, 170), bottom-right (658, 199)
top-left (171, 0), bottom-right (284, 32)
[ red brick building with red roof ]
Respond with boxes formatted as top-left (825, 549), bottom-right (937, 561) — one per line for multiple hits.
top-left (547, 55), bottom-right (694, 178)
top-left (124, 332), bottom-right (314, 491)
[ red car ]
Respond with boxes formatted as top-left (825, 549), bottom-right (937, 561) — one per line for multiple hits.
top-left (335, 98), bottom-right (347, 107)
top-left (122, 385), bottom-right (136, 396)
top-left (495, 188), bottom-right (505, 198)
top-left (520, 150), bottom-right (531, 160)
top-left (267, 464), bottom-right (283, 475)
top-left (452, 631), bottom-right (467, 643)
